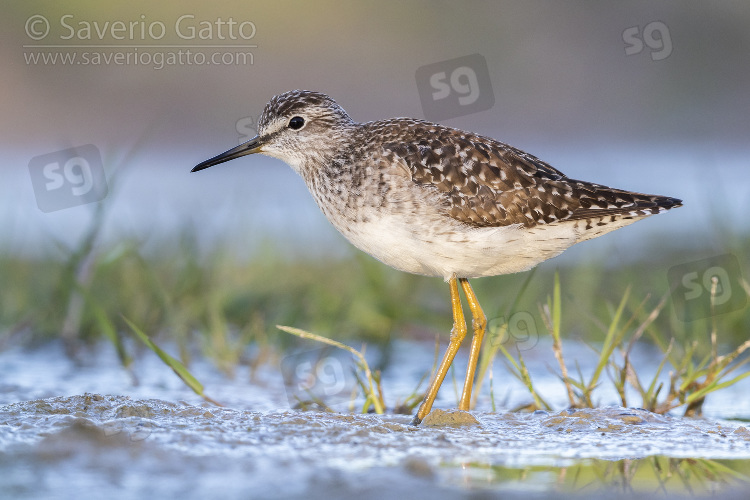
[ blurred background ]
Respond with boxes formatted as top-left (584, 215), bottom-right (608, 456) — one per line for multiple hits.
top-left (1, 1), bottom-right (748, 364)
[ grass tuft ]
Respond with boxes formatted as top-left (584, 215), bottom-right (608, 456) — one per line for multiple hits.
top-left (277, 325), bottom-right (384, 414)
top-left (482, 273), bottom-right (750, 417)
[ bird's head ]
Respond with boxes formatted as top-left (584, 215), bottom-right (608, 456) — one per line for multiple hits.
top-left (192, 90), bottom-right (354, 175)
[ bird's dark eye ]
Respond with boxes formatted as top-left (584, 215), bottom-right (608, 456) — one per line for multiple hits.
top-left (288, 116), bottom-right (305, 130)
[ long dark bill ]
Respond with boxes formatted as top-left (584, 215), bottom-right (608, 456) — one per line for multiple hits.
top-left (191, 135), bottom-right (264, 172)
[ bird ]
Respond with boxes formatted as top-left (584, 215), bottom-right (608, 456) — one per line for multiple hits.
top-left (192, 90), bottom-right (682, 425)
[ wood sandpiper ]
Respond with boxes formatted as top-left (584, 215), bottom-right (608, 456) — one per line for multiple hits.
top-left (192, 90), bottom-right (682, 425)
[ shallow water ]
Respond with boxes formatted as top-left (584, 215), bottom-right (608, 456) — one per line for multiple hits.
top-left (1, 342), bottom-right (750, 499)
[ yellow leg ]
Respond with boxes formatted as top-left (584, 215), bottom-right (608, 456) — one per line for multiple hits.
top-left (458, 278), bottom-right (487, 411)
top-left (411, 276), bottom-right (467, 425)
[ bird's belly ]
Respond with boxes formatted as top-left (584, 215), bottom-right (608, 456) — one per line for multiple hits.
top-left (331, 211), bottom-right (580, 280)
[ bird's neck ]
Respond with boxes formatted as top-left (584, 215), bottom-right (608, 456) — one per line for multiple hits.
top-left (300, 132), bottom-right (374, 224)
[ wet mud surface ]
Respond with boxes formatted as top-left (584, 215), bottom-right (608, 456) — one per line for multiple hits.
top-left (2, 344), bottom-right (750, 498)
top-left (2, 394), bottom-right (750, 498)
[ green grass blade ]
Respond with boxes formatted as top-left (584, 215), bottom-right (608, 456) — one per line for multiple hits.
top-left (78, 287), bottom-right (132, 369)
top-left (686, 371), bottom-right (750, 406)
top-left (644, 339), bottom-right (673, 402)
top-left (124, 316), bottom-right (221, 405)
top-left (551, 272), bottom-right (561, 342)
top-left (489, 366), bottom-right (496, 413)
top-left (586, 287), bottom-right (630, 395)
top-left (547, 272), bottom-right (576, 406)
top-left (495, 342), bottom-right (523, 379)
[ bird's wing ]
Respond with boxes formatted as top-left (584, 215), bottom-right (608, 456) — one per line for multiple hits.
top-left (379, 120), bottom-right (680, 228)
